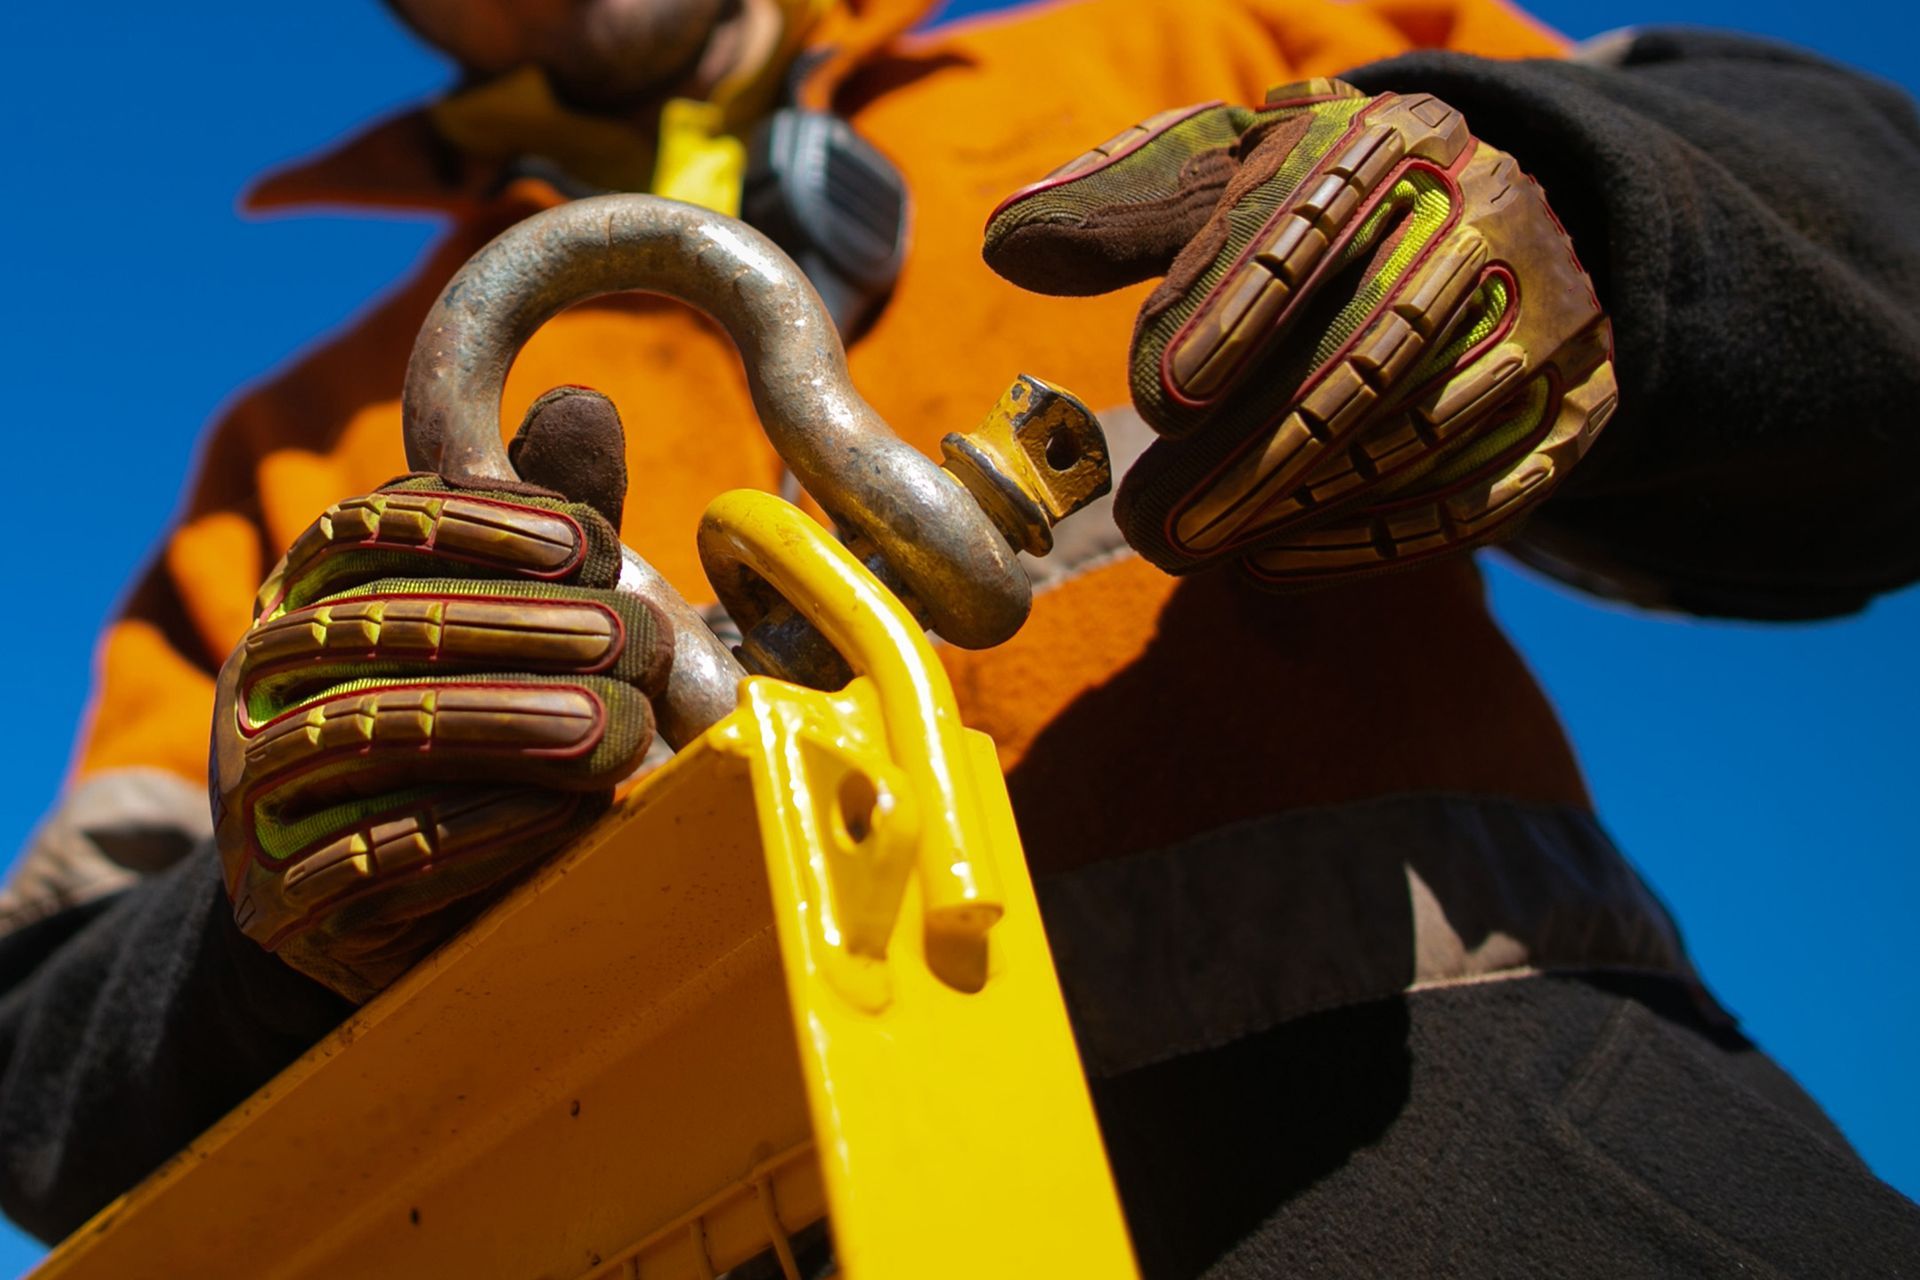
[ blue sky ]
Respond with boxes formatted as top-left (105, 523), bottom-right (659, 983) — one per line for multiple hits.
top-left (0, 0), bottom-right (1913, 1270)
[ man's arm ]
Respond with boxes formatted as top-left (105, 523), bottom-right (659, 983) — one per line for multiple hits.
top-left (0, 848), bottom-right (348, 1244)
top-left (1348, 30), bottom-right (1920, 618)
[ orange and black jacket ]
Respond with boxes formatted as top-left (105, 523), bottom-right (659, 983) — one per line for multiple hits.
top-left (2, 0), bottom-right (1918, 1246)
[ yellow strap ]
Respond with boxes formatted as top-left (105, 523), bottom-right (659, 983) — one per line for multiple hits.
top-left (652, 98), bottom-right (749, 216)
top-left (660, 0), bottom-right (834, 214)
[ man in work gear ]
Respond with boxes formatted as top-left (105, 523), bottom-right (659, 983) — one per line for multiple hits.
top-left (3, 0), bottom-right (1918, 1271)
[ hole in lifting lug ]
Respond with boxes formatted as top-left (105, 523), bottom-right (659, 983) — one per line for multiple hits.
top-left (1045, 427), bottom-right (1081, 472)
top-left (836, 771), bottom-right (879, 846)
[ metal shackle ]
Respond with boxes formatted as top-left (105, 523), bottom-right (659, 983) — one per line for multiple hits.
top-left (403, 194), bottom-right (1034, 646)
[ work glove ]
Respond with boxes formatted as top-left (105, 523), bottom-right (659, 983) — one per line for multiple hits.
top-left (212, 388), bottom-right (671, 1003)
top-left (983, 78), bottom-right (1616, 583)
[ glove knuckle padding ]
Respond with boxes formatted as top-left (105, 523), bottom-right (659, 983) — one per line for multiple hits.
top-left (258, 486), bottom-right (605, 618)
top-left (215, 475), bottom-right (670, 1001)
top-left (1087, 85), bottom-right (1615, 581)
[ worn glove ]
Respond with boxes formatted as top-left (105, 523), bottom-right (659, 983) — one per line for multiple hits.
top-left (212, 388), bottom-right (671, 1002)
top-left (984, 78), bottom-right (1616, 583)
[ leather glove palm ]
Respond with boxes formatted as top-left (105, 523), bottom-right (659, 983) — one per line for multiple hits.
top-left (984, 78), bottom-right (1617, 583)
top-left (212, 389), bottom-right (670, 1002)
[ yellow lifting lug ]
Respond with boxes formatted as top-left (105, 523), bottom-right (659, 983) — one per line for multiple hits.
top-left (702, 489), bottom-right (1003, 1001)
top-left (941, 373), bottom-right (1112, 556)
top-left (697, 488), bottom-right (1137, 1277)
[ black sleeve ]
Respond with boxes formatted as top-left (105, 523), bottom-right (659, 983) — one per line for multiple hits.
top-left (0, 844), bottom-right (349, 1244)
top-left (1346, 29), bottom-right (1920, 620)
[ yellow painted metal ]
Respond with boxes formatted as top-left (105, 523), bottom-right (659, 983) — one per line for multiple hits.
top-left (35, 491), bottom-right (1136, 1280)
top-left (699, 492), bottom-right (1138, 1277)
top-left (939, 374), bottom-right (1112, 557)
top-left (652, 98), bottom-right (747, 216)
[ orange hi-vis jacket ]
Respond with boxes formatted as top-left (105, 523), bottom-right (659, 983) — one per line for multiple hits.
top-left (76, 0), bottom-right (1587, 876)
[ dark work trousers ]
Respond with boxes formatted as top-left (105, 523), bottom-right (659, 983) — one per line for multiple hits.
top-left (1094, 973), bottom-right (1920, 1279)
top-left (1028, 796), bottom-right (1920, 1278)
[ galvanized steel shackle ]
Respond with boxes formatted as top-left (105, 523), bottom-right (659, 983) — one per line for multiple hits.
top-left (402, 194), bottom-right (1037, 744)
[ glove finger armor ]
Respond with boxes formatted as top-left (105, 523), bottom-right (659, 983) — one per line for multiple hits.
top-left (984, 79), bottom-right (1616, 584)
top-left (214, 400), bottom-right (673, 1001)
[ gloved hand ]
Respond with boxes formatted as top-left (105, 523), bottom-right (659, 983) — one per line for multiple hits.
top-left (984, 78), bottom-right (1616, 583)
top-left (212, 388), bottom-right (671, 1003)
